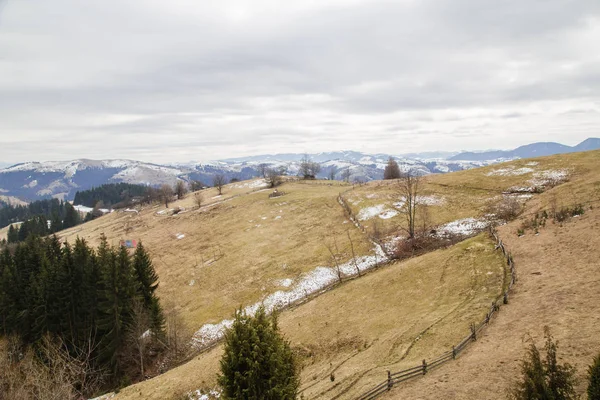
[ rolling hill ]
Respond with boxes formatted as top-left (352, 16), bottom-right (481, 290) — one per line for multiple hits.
top-left (51, 148), bottom-right (600, 399)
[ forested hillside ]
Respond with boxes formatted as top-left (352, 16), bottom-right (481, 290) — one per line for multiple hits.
top-left (0, 236), bottom-right (166, 397)
top-left (73, 183), bottom-right (153, 208)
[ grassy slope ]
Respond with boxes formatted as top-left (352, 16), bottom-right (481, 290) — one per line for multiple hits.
top-left (58, 180), bottom-right (373, 330)
top-left (61, 149), bottom-right (600, 399)
top-left (115, 233), bottom-right (505, 400)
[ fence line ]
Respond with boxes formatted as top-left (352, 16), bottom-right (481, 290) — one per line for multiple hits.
top-left (354, 226), bottom-right (516, 400)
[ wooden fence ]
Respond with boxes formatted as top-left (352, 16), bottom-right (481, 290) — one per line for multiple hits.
top-left (354, 227), bottom-right (516, 400)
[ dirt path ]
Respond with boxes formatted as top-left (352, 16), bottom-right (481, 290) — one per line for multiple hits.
top-left (380, 207), bottom-right (600, 399)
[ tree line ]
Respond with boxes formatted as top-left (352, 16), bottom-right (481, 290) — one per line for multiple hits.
top-left (73, 183), bottom-right (154, 209)
top-left (0, 198), bottom-right (79, 230)
top-left (0, 235), bottom-right (165, 395)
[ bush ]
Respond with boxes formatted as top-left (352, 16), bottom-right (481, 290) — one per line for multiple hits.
top-left (393, 233), bottom-right (462, 260)
top-left (510, 327), bottom-right (577, 400)
top-left (218, 307), bottom-right (299, 400)
top-left (486, 196), bottom-right (522, 222)
top-left (589, 353), bottom-right (600, 400)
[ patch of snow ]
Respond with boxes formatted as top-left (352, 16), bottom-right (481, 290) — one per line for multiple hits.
top-left (176, 233), bottom-right (185, 240)
top-left (123, 208), bottom-right (139, 214)
top-left (233, 179), bottom-right (268, 189)
top-left (525, 162), bottom-right (539, 166)
top-left (191, 244), bottom-right (388, 348)
top-left (379, 210), bottom-right (398, 219)
top-left (486, 167), bottom-right (534, 176)
top-left (365, 193), bottom-right (378, 199)
top-left (274, 215), bottom-right (282, 220)
top-left (261, 216), bottom-right (267, 220)
top-left (212, 195), bottom-right (222, 199)
top-left (357, 204), bottom-right (386, 220)
top-left (189, 279), bottom-right (195, 286)
top-left (187, 389), bottom-right (221, 400)
top-left (393, 195), bottom-right (445, 208)
top-left (437, 217), bottom-right (488, 236)
top-left (277, 278), bottom-right (293, 287)
top-left (156, 209), bottom-right (174, 215)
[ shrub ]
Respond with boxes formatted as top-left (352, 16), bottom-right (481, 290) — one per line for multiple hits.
top-left (510, 327), bottom-right (577, 400)
top-left (218, 307), bottom-right (299, 400)
top-left (486, 196), bottom-right (522, 222)
top-left (589, 353), bottom-right (600, 400)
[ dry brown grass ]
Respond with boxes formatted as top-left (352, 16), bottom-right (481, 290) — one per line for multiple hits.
top-left (113, 233), bottom-right (506, 400)
top-left (58, 179), bottom-right (372, 331)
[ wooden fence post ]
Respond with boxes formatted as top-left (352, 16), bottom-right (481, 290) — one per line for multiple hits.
top-left (387, 370), bottom-right (392, 390)
top-left (422, 359), bottom-right (427, 375)
top-left (504, 292), bottom-right (508, 304)
top-left (452, 346), bottom-right (456, 360)
top-left (470, 323), bottom-right (477, 341)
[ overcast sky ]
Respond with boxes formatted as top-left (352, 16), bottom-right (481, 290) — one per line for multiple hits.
top-left (1, 0), bottom-right (599, 163)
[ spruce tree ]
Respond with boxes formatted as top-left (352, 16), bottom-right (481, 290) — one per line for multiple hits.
top-left (589, 353), bottom-right (600, 400)
top-left (132, 243), bottom-right (164, 336)
top-left (219, 306), bottom-right (299, 400)
top-left (510, 327), bottom-right (577, 400)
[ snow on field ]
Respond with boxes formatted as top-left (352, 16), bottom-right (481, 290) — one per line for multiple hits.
top-left (212, 195), bottom-right (222, 199)
top-left (277, 278), bottom-right (293, 287)
top-left (191, 244), bottom-right (388, 348)
top-left (187, 389), bottom-right (221, 400)
top-left (156, 208), bottom-right (174, 215)
top-left (176, 233), bottom-right (185, 240)
top-left (393, 195), bottom-right (445, 208)
top-left (274, 215), bottom-right (282, 220)
top-left (74, 205), bottom-right (111, 214)
top-left (485, 167), bottom-right (534, 176)
top-left (379, 210), bottom-right (398, 219)
top-left (530, 169), bottom-right (569, 186)
top-left (357, 204), bottom-right (386, 220)
top-left (232, 179), bottom-right (268, 189)
top-left (437, 218), bottom-right (488, 236)
top-left (525, 161), bottom-right (539, 166)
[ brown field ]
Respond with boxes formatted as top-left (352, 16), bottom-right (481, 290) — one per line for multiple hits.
top-left (51, 149), bottom-right (600, 399)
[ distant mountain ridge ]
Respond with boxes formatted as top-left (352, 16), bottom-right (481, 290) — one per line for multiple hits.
top-left (0, 138), bottom-right (598, 202)
top-left (449, 138), bottom-right (600, 161)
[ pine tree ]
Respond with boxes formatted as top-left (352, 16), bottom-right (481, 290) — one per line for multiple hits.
top-left (219, 306), bottom-right (299, 400)
top-left (589, 353), bottom-right (600, 400)
top-left (510, 327), bottom-right (577, 400)
top-left (132, 243), bottom-right (164, 337)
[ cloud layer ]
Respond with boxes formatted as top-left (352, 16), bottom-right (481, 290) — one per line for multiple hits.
top-left (1, 0), bottom-right (599, 163)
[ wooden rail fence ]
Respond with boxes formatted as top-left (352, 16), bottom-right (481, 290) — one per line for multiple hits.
top-left (354, 227), bottom-right (516, 400)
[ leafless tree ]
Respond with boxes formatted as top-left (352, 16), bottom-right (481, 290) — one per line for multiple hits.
top-left (174, 180), bottom-right (188, 200)
top-left (161, 308), bottom-right (192, 370)
top-left (126, 300), bottom-right (151, 379)
top-left (395, 170), bottom-right (421, 239)
top-left (383, 157), bottom-right (401, 180)
top-left (325, 236), bottom-right (343, 283)
top-left (346, 230), bottom-right (360, 276)
top-left (160, 184), bottom-right (174, 208)
top-left (299, 154), bottom-right (321, 179)
top-left (341, 166), bottom-right (352, 183)
top-left (328, 166), bottom-right (337, 181)
top-left (189, 180), bottom-right (205, 192)
top-left (194, 193), bottom-right (204, 208)
top-left (265, 168), bottom-right (283, 188)
top-left (258, 163), bottom-right (269, 178)
top-left (213, 174), bottom-right (226, 195)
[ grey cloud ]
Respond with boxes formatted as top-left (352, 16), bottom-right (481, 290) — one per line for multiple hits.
top-left (1, 0), bottom-right (600, 163)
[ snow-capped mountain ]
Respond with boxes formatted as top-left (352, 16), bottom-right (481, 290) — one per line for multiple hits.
top-left (0, 154), bottom-right (488, 202)
top-left (3, 137), bottom-right (597, 202)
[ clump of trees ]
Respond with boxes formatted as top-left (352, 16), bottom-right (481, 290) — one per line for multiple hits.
top-left (0, 198), bottom-right (78, 231)
top-left (174, 180), bottom-right (188, 200)
top-left (299, 155), bottom-right (321, 179)
top-left (5, 203), bottom-right (81, 245)
top-left (0, 235), bottom-right (166, 395)
top-left (383, 157), bottom-right (401, 180)
top-left (510, 327), bottom-right (577, 400)
top-left (73, 183), bottom-right (152, 209)
top-left (219, 307), bottom-right (299, 399)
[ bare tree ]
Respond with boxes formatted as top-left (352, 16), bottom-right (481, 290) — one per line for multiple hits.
top-left (324, 236), bottom-right (343, 283)
top-left (383, 157), bottom-right (401, 180)
top-left (194, 193), bottom-right (204, 208)
top-left (265, 168), bottom-right (283, 188)
top-left (346, 230), bottom-right (360, 276)
top-left (341, 166), bottom-right (352, 183)
top-left (395, 171), bottom-right (421, 239)
top-left (213, 174), bottom-right (226, 195)
top-left (299, 154), bottom-right (321, 179)
top-left (174, 180), bottom-right (188, 200)
top-left (328, 166), bottom-right (337, 181)
top-left (189, 180), bottom-right (205, 192)
top-left (126, 300), bottom-right (151, 379)
top-left (258, 163), bottom-right (269, 178)
top-left (160, 184), bottom-right (174, 208)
